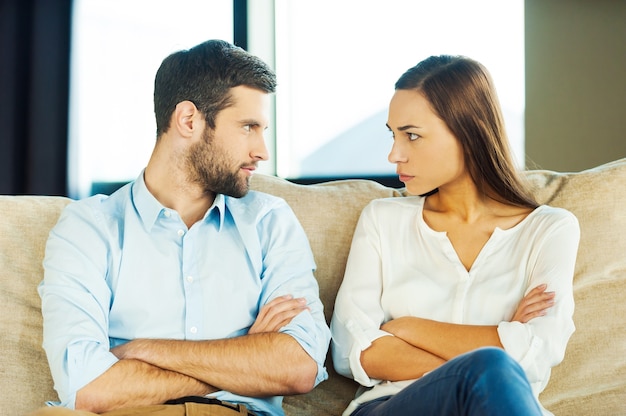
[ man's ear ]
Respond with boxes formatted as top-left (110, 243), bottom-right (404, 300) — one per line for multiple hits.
top-left (173, 100), bottom-right (201, 138)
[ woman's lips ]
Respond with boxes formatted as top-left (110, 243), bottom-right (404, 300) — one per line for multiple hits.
top-left (398, 174), bottom-right (414, 183)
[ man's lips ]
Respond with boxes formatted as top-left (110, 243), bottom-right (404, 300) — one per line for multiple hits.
top-left (241, 165), bottom-right (257, 175)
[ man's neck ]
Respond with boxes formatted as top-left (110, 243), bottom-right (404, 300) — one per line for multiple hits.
top-left (143, 148), bottom-right (215, 229)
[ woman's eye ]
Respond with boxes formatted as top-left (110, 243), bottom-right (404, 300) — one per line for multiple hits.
top-left (243, 125), bottom-right (251, 132)
top-left (408, 133), bottom-right (419, 141)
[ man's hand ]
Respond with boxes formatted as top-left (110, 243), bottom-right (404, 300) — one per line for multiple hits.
top-left (511, 284), bottom-right (555, 323)
top-left (249, 295), bottom-right (309, 334)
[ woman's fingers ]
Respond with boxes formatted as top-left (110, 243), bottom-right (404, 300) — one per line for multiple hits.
top-left (511, 284), bottom-right (556, 323)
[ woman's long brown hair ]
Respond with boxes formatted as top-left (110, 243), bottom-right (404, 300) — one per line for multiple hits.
top-left (395, 55), bottom-right (538, 209)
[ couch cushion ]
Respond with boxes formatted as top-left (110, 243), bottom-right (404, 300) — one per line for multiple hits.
top-left (0, 196), bottom-right (71, 415)
top-left (525, 158), bottom-right (626, 415)
top-left (250, 174), bottom-right (403, 325)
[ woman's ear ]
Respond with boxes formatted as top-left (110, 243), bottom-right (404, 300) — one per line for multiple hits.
top-left (173, 100), bottom-right (201, 138)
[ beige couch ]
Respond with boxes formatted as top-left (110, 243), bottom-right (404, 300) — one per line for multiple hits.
top-left (1, 158), bottom-right (625, 416)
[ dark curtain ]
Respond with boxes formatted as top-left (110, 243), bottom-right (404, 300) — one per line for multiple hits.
top-left (0, 0), bottom-right (72, 196)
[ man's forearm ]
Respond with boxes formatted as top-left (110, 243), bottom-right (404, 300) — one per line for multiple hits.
top-left (115, 332), bottom-right (318, 396)
top-left (76, 358), bottom-right (215, 413)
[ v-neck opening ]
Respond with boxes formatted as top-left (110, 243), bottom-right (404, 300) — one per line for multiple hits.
top-left (415, 199), bottom-right (546, 273)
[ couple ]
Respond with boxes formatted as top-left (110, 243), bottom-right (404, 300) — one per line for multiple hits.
top-left (33, 39), bottom-right (579, 416)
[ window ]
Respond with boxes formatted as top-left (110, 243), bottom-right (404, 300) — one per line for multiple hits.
top-left (68, 0), bottom-right (233, 198)
top-left (70, 1), bottom-right (524, 196)
top-left (268, 0), bottom-right (525, 181)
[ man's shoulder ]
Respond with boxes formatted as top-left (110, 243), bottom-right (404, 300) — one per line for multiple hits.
top-left (63, 182), bottom-right (133, 222)
top-left (226, 190), bottom-right (289, 214)
top-left (224, 190), bottom-right (301, 233)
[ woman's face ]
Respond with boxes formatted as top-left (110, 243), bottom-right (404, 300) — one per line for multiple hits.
top-left (386, 89), bottom-right (467, 196)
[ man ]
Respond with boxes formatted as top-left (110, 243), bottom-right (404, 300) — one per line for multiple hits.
top-left (36, 39), bottom-right (330, 416)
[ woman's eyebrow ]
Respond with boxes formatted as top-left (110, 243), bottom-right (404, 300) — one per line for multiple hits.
top-left (387, 123), bottom-right (422, 131)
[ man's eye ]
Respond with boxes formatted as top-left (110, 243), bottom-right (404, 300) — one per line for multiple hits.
top-left (408, 133), bottom-right (419, 141)
top-left (243, 125), bottom-right (251, 132)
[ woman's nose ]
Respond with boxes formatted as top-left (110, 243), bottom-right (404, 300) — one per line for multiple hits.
top-left (387, 140), bottom-right (406, 164)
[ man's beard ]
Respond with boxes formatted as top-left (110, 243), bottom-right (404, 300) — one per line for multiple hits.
top-left (186, 129), bottom-right (251, 198)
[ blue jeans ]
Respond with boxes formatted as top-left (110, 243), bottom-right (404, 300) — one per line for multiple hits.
top-left (352, 347), bottom-right (542, 416)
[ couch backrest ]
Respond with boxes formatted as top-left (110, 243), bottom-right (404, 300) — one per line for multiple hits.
top-left (522, 159), bottom-right (626, 414)
top-left (249, 174), bottom-right (403, 323)
top-left (0, 196), bottom-right (72, 414)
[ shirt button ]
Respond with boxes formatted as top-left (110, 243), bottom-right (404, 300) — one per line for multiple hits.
top-left (186, 276), bottom-right (193, 283)
top-left (190, 326), bottom-right (198, 334)
top-left (163, 210), bottom-right (171, 218)
top-left (177, 229), bottom-right (185, 237)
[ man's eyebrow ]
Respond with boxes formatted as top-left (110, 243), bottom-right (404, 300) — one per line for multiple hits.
top-left (240, 118), bottom-right (271, 130)
top-left (239, 119), bottom-right (261, 126)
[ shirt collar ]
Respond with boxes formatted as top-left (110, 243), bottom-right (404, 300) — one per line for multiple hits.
top-left (131, 171), bottom-right (226, 231)
top-left (205, 193), bottom-right (226, 231)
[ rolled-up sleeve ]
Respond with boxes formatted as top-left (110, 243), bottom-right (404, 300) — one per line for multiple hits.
top-left (255, 200), bottom-right (331, 386)
top-left (497, 211), bottom-right (580, 392)
top-left (331, 202), bottom-right (392, 387)
top-left (39, 200), bottom-right (118, 408)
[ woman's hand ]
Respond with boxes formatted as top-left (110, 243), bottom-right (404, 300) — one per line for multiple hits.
top-left (511, 284), bottom-right (555, 323)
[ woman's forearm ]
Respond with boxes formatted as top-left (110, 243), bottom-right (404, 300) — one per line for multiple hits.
top-left (360, 335), bottom-right (445, 381)
top-left (381, 317), bottom-right (503, 361)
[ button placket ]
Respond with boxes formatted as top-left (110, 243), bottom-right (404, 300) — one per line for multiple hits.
top-left (181, 226), bottom-right (202, 339)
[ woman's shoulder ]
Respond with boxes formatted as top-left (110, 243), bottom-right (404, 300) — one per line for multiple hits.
top-left (365, 195), bottom-right (425, 212)
top-left (358, 196), bottom-right (425, 227)
top-left (522, 204), bottom-right (580, 234)
top-left (533, 204), bottom-right (578, 223)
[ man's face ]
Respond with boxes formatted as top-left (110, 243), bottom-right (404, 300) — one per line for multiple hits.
top-left (186, 86), bottom-right (270, 198)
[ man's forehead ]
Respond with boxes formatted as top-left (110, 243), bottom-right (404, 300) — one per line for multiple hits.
top-left (217, 86), bottom-right (271, 126)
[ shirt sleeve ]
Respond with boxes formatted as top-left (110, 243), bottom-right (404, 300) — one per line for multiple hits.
top-left (330, 201), bottom-right (392, 387)
top-left (497, 209), bottom-right (580, 390)
top-left (255, 199), bottom-right (332, 387)
top-left (39, 199), bottom-right (119, 408)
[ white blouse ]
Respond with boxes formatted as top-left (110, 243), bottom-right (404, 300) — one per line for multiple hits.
top-left (330, 196), bottom-right (580, 415)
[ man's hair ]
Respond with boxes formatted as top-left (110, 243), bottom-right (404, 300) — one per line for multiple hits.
top-left (395, 55), bottom-right (537, 208)
top-left (154, 39), bottom-right (277, 137)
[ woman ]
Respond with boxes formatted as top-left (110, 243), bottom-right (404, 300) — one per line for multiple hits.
top-left (330, 55), bottom-right (580, 416)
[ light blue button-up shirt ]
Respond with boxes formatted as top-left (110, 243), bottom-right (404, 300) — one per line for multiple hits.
top-left (39, 173), bottom-right (330, 415)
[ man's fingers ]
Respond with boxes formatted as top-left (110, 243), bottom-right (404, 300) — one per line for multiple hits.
top-left (249, 296), bottom-right (309, 334)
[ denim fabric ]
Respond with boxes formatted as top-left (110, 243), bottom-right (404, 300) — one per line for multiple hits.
top-left (352, 348), bottom-right (542, 416)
